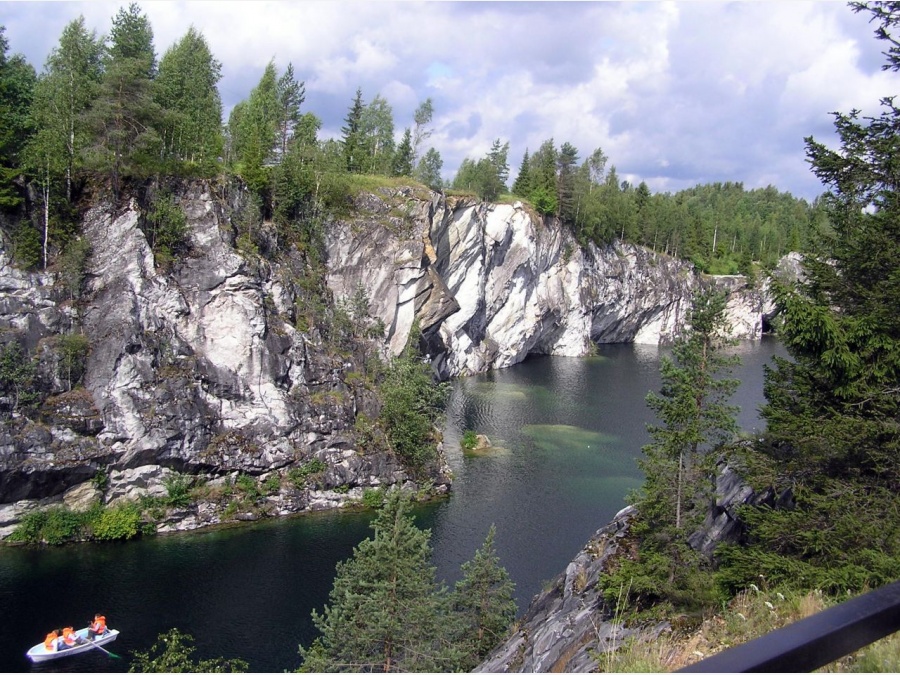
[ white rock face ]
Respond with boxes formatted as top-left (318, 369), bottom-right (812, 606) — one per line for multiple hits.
top-left (326, 192), bottom-right (767, 378)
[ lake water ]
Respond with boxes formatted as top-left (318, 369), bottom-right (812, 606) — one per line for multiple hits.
top-left (0, 338), bottom-right (785, 672)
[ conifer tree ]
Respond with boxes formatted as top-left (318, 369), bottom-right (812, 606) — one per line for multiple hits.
top-left (341, 87), bottom-right (365, 174)
top-left (415, 147), bottom-right (443, 190)
top-left (391, 127), bottom-right (413, 177)
top-left (449, 525), bottom-right (517, 669)
top-left (299, 489), bottom-right (455, 672)
top-left (84, 3), bottom-right (161, 197)
top-left (717, 0), bottom-right (900, 595)
top-left (642, 288), bottom-right (739, 531)
top-left (511, 149), bottom-right (531, 197)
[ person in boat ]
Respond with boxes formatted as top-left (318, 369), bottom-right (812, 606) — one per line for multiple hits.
top-left (88, 614), bottom-right (107, 641)
top-left (43, 630), bottom-right (58, 653)
top-left (59, 627), bottom-right (77, 650)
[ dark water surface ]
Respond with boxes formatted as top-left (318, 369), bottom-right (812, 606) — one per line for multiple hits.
top-left (0, 338), bottom-right (785, 672)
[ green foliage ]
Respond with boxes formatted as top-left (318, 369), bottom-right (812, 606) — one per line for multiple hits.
top-left (92, 466), bottom-right (109, 491)
top-left (91, 502), bottom-right (141, 541)
top-left (604, 289), bottom-right (739, 617)
top-left (8, 504), bottom-right (84, 545)
top-left (129, 628), bottom-right (248, 673)
top-left (163, 473), bottom-right (193, 508)
top-left (415, 147), bottom-right (443, 190)
top-left (449, 525), bottom-right (517, 669)
top-left (361, 487), bottom-right (385, 509)
top-left (145, 192), bottom-right (188, 267)
top-left (0, 340), bottom-right (39, 412)
top-left (451, 139), bottom-right (509, 201)
top-left (298, 490), bottom-right (457, 672)
top-left (378, 326), bottom-right (449, 474)
top-left (0, 26), bottom-right (36, 210)
top-left (288, 458), bottom-right (327, 489)
top-left (641, 288), bottom-right (739, 531)
top-left (55, 332), bottom-right (90, 390)
top-left (460, 429), bottom-right (478, 452)
top-left (341, 87), bottom-right (366, 174)
top-left (57, 236), bottom-right (92, 301)
top-left (154, 27), bottom-right (223, 173)
top-left (717, 2), bottom-right (900, 598)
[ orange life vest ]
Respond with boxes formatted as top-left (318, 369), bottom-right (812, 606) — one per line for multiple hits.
top-left (63, 627), bottom-right (76, 646)
top-left (44, 632), bottom-right (57, 651)
top-left (90, 616), bottom-right (106, 633)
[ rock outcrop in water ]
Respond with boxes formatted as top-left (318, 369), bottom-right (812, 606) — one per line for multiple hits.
top-left (0, 182), bottom-right (773, 538)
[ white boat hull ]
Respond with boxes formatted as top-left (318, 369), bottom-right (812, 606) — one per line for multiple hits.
top-left (26, 627), bottom-right (119, 663)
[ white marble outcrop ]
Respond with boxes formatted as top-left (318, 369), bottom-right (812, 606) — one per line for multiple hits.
top-left (327, 191), bottom-right (770, 379)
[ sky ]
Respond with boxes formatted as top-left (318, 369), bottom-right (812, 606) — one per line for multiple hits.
top-left (0, 1), bottom-right (895, 201)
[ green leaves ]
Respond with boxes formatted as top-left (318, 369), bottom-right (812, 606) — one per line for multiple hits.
top-left (129, 628), bottom-right (248, 673)
top-left (299, 493), bottom-right (515, 672)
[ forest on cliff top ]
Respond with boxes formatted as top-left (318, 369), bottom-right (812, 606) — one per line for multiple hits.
top-left (1, 2), bottom-right (820, 281)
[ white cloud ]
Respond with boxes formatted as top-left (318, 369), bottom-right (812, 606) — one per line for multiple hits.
top-left (0, 0), bottom-right (890, 200)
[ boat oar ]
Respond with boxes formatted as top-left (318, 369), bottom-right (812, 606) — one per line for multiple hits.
top-left (77, 635), bottom-right (121, 659)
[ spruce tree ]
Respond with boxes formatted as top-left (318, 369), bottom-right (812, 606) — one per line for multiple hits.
top-left (511, 149), bottom-right (531, 197)
top-left (642, 288), bottom-right (739, 531)
top-left (449, 525), bottom-right (517, 670)
top-left (717, 0), bottom-right (900, 595)
top-left (298, 489), bottom-right (455, 672)
top-left (390, 127), bottom-right (413, 177)
top-left (341, 87), bottom-right (365, 174)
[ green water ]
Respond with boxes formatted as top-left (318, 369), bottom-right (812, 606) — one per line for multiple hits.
top-left (0, 339), bottom-right (785, 672)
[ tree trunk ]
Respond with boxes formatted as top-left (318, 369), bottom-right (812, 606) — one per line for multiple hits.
top-left (676, 450), bottom-right (684, 529)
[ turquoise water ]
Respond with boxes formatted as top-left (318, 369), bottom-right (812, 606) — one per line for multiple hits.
top-left (0, 339), bottom-right (785, 672)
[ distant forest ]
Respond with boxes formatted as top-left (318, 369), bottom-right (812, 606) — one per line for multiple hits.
top-left (0, 3), bottom-right (824, 275)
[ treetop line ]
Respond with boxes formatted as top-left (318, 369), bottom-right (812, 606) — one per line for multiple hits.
top-left (2, 3), bottom-right (820, 278)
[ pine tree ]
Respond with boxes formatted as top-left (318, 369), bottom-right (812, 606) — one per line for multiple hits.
top-left (556, 141), bottom-right (579, 222)
top-left (84, 3), bottom-right (161, 197)
top-left (642, 288), bottom-right (739, 531)
top-left (299, 490), bottom-right (455, 672)
top-left (449, 525), bottom-right (516, 669)
top-left (511, 149), bottom-right (531, 197)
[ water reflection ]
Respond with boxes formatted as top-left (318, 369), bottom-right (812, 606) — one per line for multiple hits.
top-left (0, 339), bottom-right (786, 673)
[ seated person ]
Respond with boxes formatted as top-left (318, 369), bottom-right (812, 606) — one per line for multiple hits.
top-left (88, 614), bottom-right (107, 640)
top-left (43, 631), bottom-right (58, 653)
top-left (60, 627), bottom-right (77, 650)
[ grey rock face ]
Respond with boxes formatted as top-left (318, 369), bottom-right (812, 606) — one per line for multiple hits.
top-left (326, 191), bottom-right (770, 379)
top-left (476, 506), bottom-right (653, 673)
top-left (0, 182), bottom-right (444, 534)
top-left (0, 183), bottom-right (777, 537)
top-left (478, 464), bottom-right (775, 673)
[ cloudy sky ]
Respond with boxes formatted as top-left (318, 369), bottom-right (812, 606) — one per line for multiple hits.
top-left (1, 1), bottom-right (895, 201)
